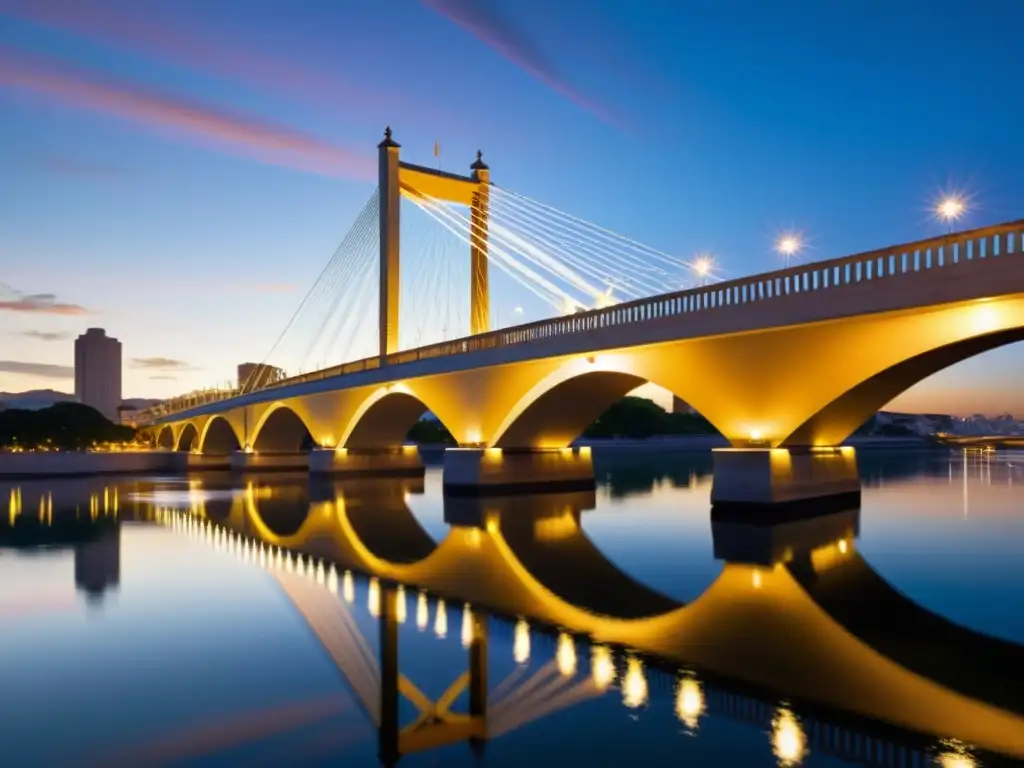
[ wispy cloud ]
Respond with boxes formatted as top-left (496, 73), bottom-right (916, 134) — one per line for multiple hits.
top-left (419, 0), bottom-right (619, 126)
top-left (149, 374), bottom-right (178, 380)
top-left (0, 47), bottom-right (374, 180)
top-left (10, 329), bottom-right (72, 341)
top-left (0, 0), bottom-right (398, 117)
top-left (30, 154), bottom-right (128, 178)
top-left (0, 283), bottom-right (88, 315)
top-left (0, 360), bottom-right (73, 378)
top-left (249, 282), bottom-right (299, 294)
top-left (131, 357), bottom-right (197, 372)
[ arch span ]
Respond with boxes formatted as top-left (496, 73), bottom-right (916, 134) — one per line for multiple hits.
top-left (200, 416), bottom-right (242, 455)
top-left (252, 405), bottom-right (315, 453)
top-left (784, 327), bottom-right (1024, 446)
top-left (341, 390), bottom-right (431, 449)
top-left (156, 425), bottom-right (175, 449)
top-left (175, 423), bottom-right (198, 452)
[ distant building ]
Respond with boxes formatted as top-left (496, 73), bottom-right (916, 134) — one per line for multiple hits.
top-left (75, 528), bottom-right (120, 605)
top-left (74, 328), bottom-right (122, 422)
top-left (237, 362), bottom-right (284, 390)
top-left (117, 403), bottom-right (139, 428)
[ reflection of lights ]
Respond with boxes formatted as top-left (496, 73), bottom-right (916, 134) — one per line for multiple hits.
top-left (675, 676), bottom-right (705, 730)
top-left (752, 570), bottom-right (763, 589)
top-left (326, 566), bottom-right (338, 594)
top-left (513, 620), bottom-right (531, 664)
top-left (622, 658), bottom-right (648, 709)
top-left (343, 570), bottom-right (355, 604)
top-left (461, 604), bottom-right (474, 648)
top-left (591, 645), bottom-right (615, 690)
top-left (416, 591), bottom-right (429, 631)
top-left (368, 577), bottom-right (380, 618)
top-left (396, 585), bottom-right (407, 624)
top-left (837, 539), bottom-right (848, 554)
top-left (556, 633), bottom-right (577, 677)
top-left (771, 707), bottom-right (807, 766)
top-left (435, 599), bottom-right (448, 638)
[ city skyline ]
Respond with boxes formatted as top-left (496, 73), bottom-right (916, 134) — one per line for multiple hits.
top-left (3, 0), bottom-right (1024, 416)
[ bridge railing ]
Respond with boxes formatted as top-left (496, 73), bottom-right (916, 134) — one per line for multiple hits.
top-left (156, 218), bottom-right (1024, 418)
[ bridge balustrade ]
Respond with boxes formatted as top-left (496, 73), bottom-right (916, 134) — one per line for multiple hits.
top-left (155, 219), bottom-right (1024, 418)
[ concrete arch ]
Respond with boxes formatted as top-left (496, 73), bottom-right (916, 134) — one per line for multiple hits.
top-left (251, 404), bottom-right (315, 453)
top-left (175, 423), bottom-right (199, 452)
top-left (199, 416), bottom-right (243, 455)
top-left (156, 425), bottom-right (175, 449)
top-left (340, 388), bottom-right (430, 450)
top-left (784, 327), bottom-right (1024, 446)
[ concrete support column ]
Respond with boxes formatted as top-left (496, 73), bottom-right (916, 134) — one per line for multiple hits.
top-left (710, 447), bottom-right (861, 509)
top-left (470, 151), bottom-right (490, 336)
top-left (378, 583), bottom-right (400, 767)
top-left (379, 127), bottom-right (401, 360)
top-left (442, 447), bottom-right (595, 495)
top-left (308, 446), bottom-right (424, 478)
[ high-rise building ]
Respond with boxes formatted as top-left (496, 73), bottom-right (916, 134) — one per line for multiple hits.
top-left (74, 328), bottom-right (122, 421)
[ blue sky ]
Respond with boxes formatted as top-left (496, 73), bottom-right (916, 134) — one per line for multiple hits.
top-left (1, 0), bottom-right (1022, 415)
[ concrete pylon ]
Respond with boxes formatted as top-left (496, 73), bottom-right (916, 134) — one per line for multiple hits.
top-left (379, 127), bottom-right (401, 360)
top-left (470, 151), bottom-right (491, 336)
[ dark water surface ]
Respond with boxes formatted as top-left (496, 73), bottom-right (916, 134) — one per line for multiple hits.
top-left (2, 449), bottom-right (1023, 766)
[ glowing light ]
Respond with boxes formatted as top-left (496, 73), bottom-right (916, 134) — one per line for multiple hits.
top-left (514, 306), bottom-right (524, 314)
top-left (513, 620), bottom-right (531, 664)
top-left (936, 194), bottom-right (966, 226)
top-left (692, 254), bottom-right (714, 282)
top-left (556, 633), bottom-right (577, 677)
top-left (936, 741), bottom-right (976, 768)
top-left (752, 570), bottom-right (763, 589)
top-left (396, 585), bottom-right (407, 625)
top-left (342, 570), bottom-right (355, 603)
top-left (326, 566), bottom-right (338, 594)
top-left (622, 657), bottom-right (648, 709)
top-left (464, 429), bottom-right (482, 445)
top-left (460, 604), bottom-right (474, 648)
top-left (776, 233), bottom-right (802, 258)
top-left (675, 677), bottom-right (705, 730)
top-left (837, 539), bottom-right (848, 554)
top-left (434, 599), bottom-right (448, 638)
top-left (750, 429), bottom-right (763, 443)
top-left (416, 591), bottom-right (429, 631)
top-left (368, 578), bottom-right (380, 617)
top-left (771, 708), bottom-right (807, 766)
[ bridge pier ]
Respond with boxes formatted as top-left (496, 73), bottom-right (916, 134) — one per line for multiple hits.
top-left (710, 447), bottom-right (860, 511)
top-left (442, 447), bottom-right (595, 496)
top-left (308, 447), bottom-right (424, 478)
top-left (229, 451), bottom-right (310, 472)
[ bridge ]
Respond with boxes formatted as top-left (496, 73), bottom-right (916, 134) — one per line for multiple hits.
top-left (146, 477), bottom-right (1024, 764)
top-left (144, 128), bottom-right (1024, 505)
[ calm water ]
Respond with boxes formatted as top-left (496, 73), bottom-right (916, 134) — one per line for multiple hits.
top-left (2, 449), bottom-right (1023, 767)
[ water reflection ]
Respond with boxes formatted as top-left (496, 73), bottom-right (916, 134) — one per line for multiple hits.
top-left (1, 451), bottom-right (1021, 766)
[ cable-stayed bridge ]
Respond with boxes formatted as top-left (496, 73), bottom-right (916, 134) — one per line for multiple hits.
top-left (143, 128), bottom-right (1024, 506)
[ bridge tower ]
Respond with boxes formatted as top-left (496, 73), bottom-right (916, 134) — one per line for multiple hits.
top-left (377, 127), bottom-right (493, 360)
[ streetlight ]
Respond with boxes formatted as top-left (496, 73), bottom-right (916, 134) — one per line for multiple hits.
top-left (775, 233), bottom-right (802, 269)
top-left (692, 254), bottom-right (715, 286)
top-left (936, 195), bottom-right (966, 234)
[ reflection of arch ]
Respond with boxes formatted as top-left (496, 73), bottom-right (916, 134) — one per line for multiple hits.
top-left (785, 327), bottom-right (1024, 446)
top-left (342, 390), bottom-right (429, 450)
top-left (252, 404), bottom-right (315, 453)
top-left (156, 425), bottom-right (175, 449)
top-left (175, 423), bottom-right (198, 451)
top-left (495, 370), bottom-right (648, 448)
top-left (200, 416), bottom-right (242, 454)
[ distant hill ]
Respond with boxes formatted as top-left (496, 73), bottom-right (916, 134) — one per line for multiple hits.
top-left (0, 390), bottom-right (162, 411)
top-left (0, 402), bottom-right (135, 449)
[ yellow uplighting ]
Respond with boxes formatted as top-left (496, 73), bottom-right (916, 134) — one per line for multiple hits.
top-left (591, 646), bottom-right (616, 690)
top-left (556, 633), bottom-right (577, 677)
top-left (368, 577), bottom-right (380, 617)
top-left (750, 428), bottom-right (763, 443)
top-left (513, 620), bottom-right (531, 664)
top-left (675, 677), bottom-right (705, 730)
top-left (416, 591), bottom-right (429, 631)
top-left (772, 707), bottom-right (807, 766)
top-left (461, 604), bottom-right (474, 648)
top-left (435, 599), bottom-right (448, 638)
top-left (936, 741), bottom-right (976, 768)
top-left (622, 657), bottom-right (648, 709)
top-left (396, 585), bottom-right (407, 624)
top-left (752, 570), bottom-right (763, 589)
top-left (838, 539), bottom-right (848, 554)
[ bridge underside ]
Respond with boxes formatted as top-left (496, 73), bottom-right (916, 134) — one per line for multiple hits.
top-left (152, 292), bottom-right (1024, 502)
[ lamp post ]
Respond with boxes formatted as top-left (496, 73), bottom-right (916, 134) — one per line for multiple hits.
top-left (936, 195), bottom-right (965, 235)
top-left (775, 233), bottom-right (802, 269)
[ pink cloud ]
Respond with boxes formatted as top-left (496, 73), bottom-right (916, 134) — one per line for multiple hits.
top-left (0, 0), bottom-right (396, 116)
top-left (0, 47), bottom-right (374, 180)
top-left (419, 0), bottom-right (620, 127)
top-left (0, 283), bottom-right (88, 315)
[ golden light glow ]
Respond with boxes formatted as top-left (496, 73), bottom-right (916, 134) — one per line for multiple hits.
top-left (464, 429), bottom-right (482, 445)
top-left (622, 657), bottom-right (648, 709)
top-left (434, 599), bottom-right (448, 638)
top-left (396, 585), bottom-right (407, 624)
top-left (750, 428), bottom-right (763, 442)
top-left (342, 570), bottom-right (355, 604)
top-left (675, 677), bottom-right (705, 730)
top-left (936, 195), bottom-right (966, 224)
top-left (772, 707), bottom-right (807, 766)
top-left (556, 633), bottom-right (577, 677)
top-left (461, 603), bottom-right (474, 648)
top-left (838, 539), bottom-right (848, 554)
top-left (513, 619), bottom-right (531, 664)
top-left (334, 446), bottom-right (348, 456)
top-left (416, 590), bottom-right (429, 631)
top-left (936, 741), bottom-right (976, 768)
top-left (591, 645), bottom-right (616, 690)
top-left (752, 570), bottom-right (763, 589)
top-left (368, 577), bottom-right (380, 617)
top-left (693, 254), bottom-right (715, 279)
top-left (776, 233), bottom-right (802, 258)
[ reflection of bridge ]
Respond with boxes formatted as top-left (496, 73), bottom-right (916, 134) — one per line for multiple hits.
top-left (143, 129), bottom-right (1024, 505)
top-left (152, 478), bottom-right (1024, 764)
